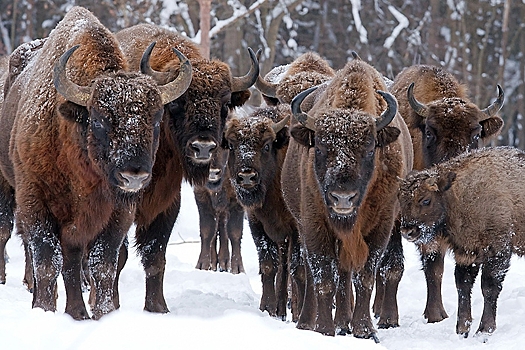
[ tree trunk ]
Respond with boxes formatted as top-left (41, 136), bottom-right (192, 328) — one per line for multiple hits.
top-left (198, 0), bottom-right (212, 59)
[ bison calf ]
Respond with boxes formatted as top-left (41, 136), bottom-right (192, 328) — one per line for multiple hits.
top-left (399, 146), bottom-right (525, 337)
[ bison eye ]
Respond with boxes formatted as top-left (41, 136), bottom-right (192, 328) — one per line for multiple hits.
top-left (264, 143), bottom-right (270, 152)
top-left (473, 134), bottom-right (480, 141)
top-left (92, 120), bottom-right (104, 129)
top-left (421, 198), bottom-right (431, 206)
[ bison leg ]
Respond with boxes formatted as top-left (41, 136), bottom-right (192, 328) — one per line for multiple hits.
top-left (296, 258), bottom-right (317, 331)
top-left (195, 193), bottom-right (217, 271)
top-left (27, 218), bottom-right (62, 312)
top-left (62, 245), bottom-right (90, 320)
top-left (0, 178), bottom-right (15, 285)
top-left (227, 203), bottom-right (244, 274)
top-left (217, 211), bottom-right (230, 272)
top-left (476, 250), bottom-right (510, 335)
top-left (375, 223), bottom-right (403, 329)
top-left (250, 218), bottom-right (279, 318)
top-left (113, 236), bottom-right (128, 308)
top-left (22, 239), bottom-right (34, 292)
top-left (419, 239), bottom-right (449, 323)
top-left (307, 253), bottom-right (337, 336)
top-left (275, 241), bottom-right (289, 321)
top-left (136, 201), bottom-right (179, 313)
top-left (289, 231), bottom-right (305, 322)
top-left (334, 268), bottom-right (353, 335)
top-left (454, 263), bottom-right (480, 337)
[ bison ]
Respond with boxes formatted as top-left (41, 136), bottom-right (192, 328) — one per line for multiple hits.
top-left (284, 59), bottom-right (413, 340)
top-left (193, 145), bottom-right (245, 273)
top-left (0, 6), bottom-right (191, 319)
top-left (390, 65), bottom-right (504, 323)
top-left (399, 146), bottom-right (525, 337)
top-left (222, 105), bottom-right (305, 321)
top-left (114, 23), bottom-right (258, 313)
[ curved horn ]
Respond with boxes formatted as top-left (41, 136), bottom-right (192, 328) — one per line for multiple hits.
top-left (231, 47), bottom-right (259, 92)
top-left (271, 114), bottom-right (290, 133)
top-left (376, 90), bottom-right (398, 131)
top-left (407, 82), bottom-right (429, 119)
top-left (141, 42), bottom-right (193, 105)
top-left (351, 51), bottom-right (362, 60)
top-left (253, 48), bottom-right (278, 98)
top-left (481, 84), bottom-right (504, 118)
top-left (53, 45), bottom-right (92, 106)
top-left (291, 86), bottom-right (318, 131)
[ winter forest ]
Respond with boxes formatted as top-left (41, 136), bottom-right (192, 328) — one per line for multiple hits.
top-left (1, 0), bottom-right (524, 148)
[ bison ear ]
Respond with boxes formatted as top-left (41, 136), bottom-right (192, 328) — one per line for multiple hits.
top-left (274, 127), bottom-right (290, 149)
top-left (58, 101), bottom-right (88, 125)
top-left (480, 116), bottom-right (504, 139)
top-left (231, 90), bottom-right (251, 108)
top-left (376, 126), bottom-right (400, 147)
top-left (437, 171), bottom-right (456, 192)
top-left (290, 124), bottom-right (315, 147)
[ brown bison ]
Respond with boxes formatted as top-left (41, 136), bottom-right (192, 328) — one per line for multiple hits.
top-left (399, 146), bottom-right (525, 337)
top-left (284, 59), bottom-right (413, 340)
top-left (114, 23), bottom-right (258, 313)
top-left (222, 105), bottom-right (305, 321)
top-left (0, 38), bottom-right (47, 289)
top-left (0, 6), bottom-right (191, 320)
top-left (255, 51), bottom-right (335, 106)
top-left (193, 145), bottom-right (245, 273)
top-left (391, 65), bottom-right (504, 323)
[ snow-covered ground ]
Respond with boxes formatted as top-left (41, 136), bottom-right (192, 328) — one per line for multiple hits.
top-left (1, 182), bottom-right (524, 350)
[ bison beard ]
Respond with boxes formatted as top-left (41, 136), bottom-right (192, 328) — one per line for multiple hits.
top-left (231, 182), bottom-right (267, 208)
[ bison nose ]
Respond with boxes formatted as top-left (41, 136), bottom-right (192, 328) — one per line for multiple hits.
top-left (400, 226), bottom-right (418, 242)
top-left (237, 169), bottom-right (258, 186)
top-left (208, 167), bottom-right (222, 182)
top-left (118, 171), bottom-right (151, 192)
top-left (328, 191), bottom-right (358, 214)
top-left (191, 140), bottom-right (217, 160)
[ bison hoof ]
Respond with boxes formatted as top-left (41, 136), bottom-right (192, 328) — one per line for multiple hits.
top-left (424, 308), bottom-right (449, 323)
top-left (354, 332), bottom-right (380, 343)
top-left (336, 327), bottom-right (350, 336)
top-left (377, 319), bottom-right (399, 329)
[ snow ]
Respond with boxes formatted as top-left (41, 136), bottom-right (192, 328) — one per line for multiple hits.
top-left (1, 182), bottom-right (525, 349)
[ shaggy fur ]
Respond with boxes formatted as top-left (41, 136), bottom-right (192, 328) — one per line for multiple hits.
top-left (193, 146), bottom-right (245, 274)
top-left (399, 146), bottom-right (525, 337)
top-left (282, 59), bottom-right (413, 338)
top-left (0, 7), bottom-right (174, 320)
top-left (222, 105), bottom-right (305, 322)
top-left (391, 64), bottom-right (504, 323)
top-left (114, 23), bottom-right (254, 313)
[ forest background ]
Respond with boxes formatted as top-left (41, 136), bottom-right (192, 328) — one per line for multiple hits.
top-left (1, 0), bottom-right (523, 147)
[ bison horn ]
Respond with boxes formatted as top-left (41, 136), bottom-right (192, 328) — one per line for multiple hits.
top-left (407, 82), bottom-right (430, 119)
top-left (141, 42), bottom-right (193, 105)
top-left (376, 90), bottom-right (398, 131)
top-left (351, 51), bottom-right (362, 61)
top-left (271, 114), bottom-right (290, 133)
top-left (254, 49), bottom-right (278, 98)
top-left (53, 45), bottom-right (92, 107)
top-left (481, 84), bottom-right (504, 118)
top-left (231, 47), bottom-right (259, 92)
top-left (291, 85), bottom-right (318, 131)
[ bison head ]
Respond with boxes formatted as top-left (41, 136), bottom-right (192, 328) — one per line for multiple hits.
top-left (154, 47), bottom-right (259, 186)
top-left (408, 82), bottom-right (504, 167)
top-left (53, 45), bottom-right (191, 198)
top-left (222, 105), bottom-right (290, 208)
top-left (291, 87), bottom-right (400, 230)
top-left (204, 145), bottom-right (230, 192)
top-left (398, 170), bottom-right (456, 244)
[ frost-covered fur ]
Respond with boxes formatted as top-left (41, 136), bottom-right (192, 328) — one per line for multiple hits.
top-left (0, 6), bottom-right (170, 320)
top-left (282, 59), bottom-right (413, 338)
top-left (399, 146), bottom-right (525, 337)
top-left (223, 105), bottom-right (305, 322)
top-left (115, 23), bottom-right (254, 313)
top-left (391, 64), bottom-right (504, 324)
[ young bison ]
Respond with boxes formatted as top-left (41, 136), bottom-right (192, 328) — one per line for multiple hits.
top-left (399, 146), bottom-right (525, 337)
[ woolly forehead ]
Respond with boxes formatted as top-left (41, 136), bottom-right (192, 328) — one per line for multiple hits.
top-left (400, 170), bottom-right (438, 197)
top-left (190, 59), bottom-right (233, 94)
top-left (277, 71), bottom-right (332, 104)
top-left (90, 72), bottom-right (163, 120)
top-left (315, 109), bottom-right (376, 149)
top-left (427, 97), bottom-right (480, 126)
top-left (226, 112), bottom-right (279, 144)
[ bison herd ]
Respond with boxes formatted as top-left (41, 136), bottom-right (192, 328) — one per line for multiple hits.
top-left (1, 5), bottom-right (522, 343)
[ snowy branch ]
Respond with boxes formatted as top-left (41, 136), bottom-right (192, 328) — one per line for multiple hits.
top-left (208, 0), bottom-right (269, 38)
top-left (350, 0), bottom-right (368, 44)
top-left (383, 5), bottom-right (409, 49)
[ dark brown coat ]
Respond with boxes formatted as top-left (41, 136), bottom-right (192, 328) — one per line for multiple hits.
top-left (193, 146), bottom-right (245, 273)
top-left (391, 64), bottom-right (504, 323)
top-left (399, 146), bottom-right (525, 337)
top-left (222, 105), bottom-right (304, 321)
top-left (114, 23), bottom-right (257, 312)
top-left (283, 59), bottom-right (413, 338)
top-left (0, 7), bottom-right (189, 320)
